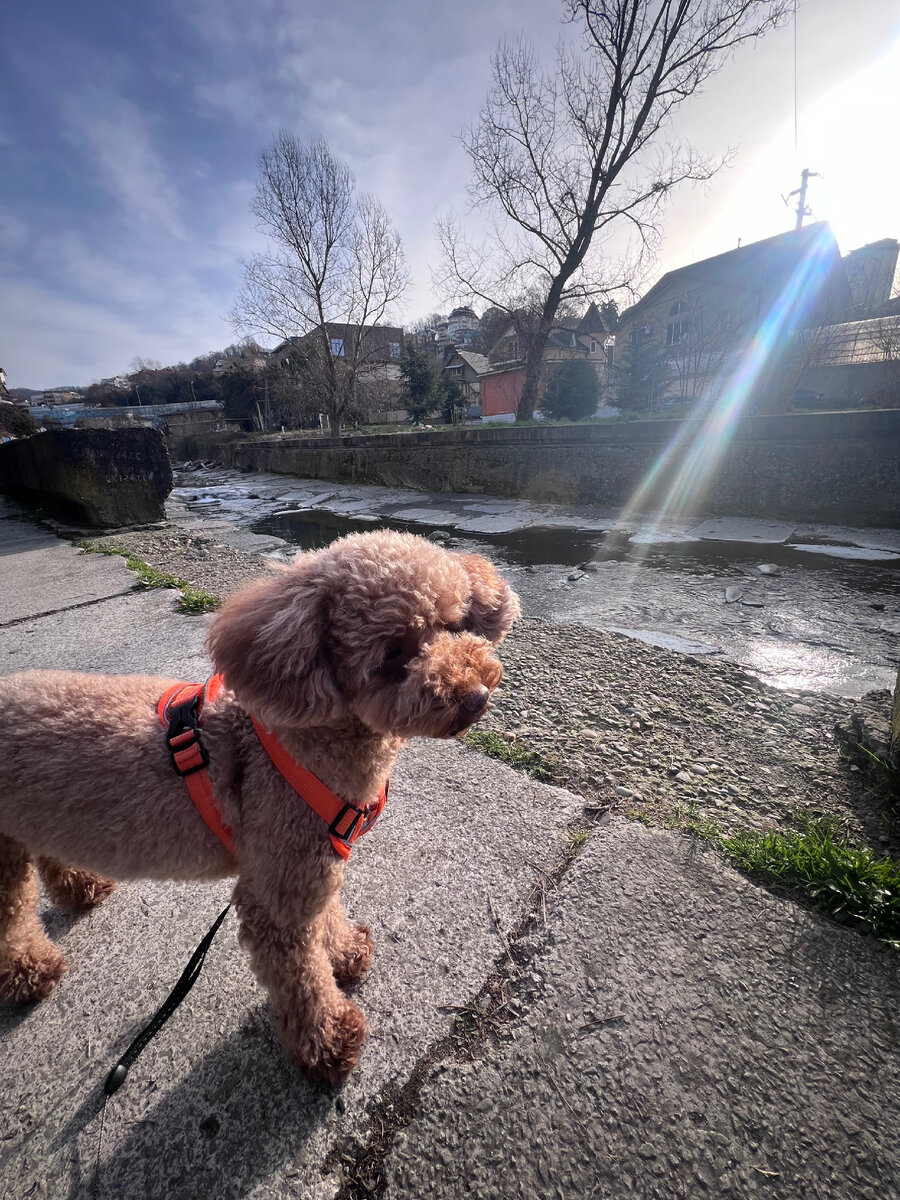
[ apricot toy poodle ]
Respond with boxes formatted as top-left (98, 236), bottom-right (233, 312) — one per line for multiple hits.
top-left (0, 530), bottom-right (519, 1084)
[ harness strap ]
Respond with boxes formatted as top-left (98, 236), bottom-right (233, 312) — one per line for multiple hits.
top-left (250, 717), bottom-right (389, 860)
top-left (158, 674), bottom-right (388, 861)
top-left (157, 676), bottom-right (235, 857)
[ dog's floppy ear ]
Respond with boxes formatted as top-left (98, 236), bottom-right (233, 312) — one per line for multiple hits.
top-left (206, 565), bottom-right (342, 727)
top-left (458, 553), bottom-right (521, 644)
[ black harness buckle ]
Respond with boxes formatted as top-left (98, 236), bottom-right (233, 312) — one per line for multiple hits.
top-left (165, 696), bottom-right (209, 777)
top-left (329, 804), bottom-right (366, 848)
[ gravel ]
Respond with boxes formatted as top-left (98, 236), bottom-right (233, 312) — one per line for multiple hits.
top-left (79, 523), bottom-right (896, 853)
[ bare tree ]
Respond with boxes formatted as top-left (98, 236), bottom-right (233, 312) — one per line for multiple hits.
top-left (233, 133), bottom-right (408, 436)
top-left (664, 292), bottom-right (746, 404)
top-left (439, 0), bottom-right (789, 420)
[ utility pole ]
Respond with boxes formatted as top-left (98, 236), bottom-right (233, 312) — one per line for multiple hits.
top-left (784, 167), bottom-right (820, 230)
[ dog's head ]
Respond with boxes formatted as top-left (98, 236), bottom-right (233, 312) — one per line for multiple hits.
top-left (206, 529), bottom-right (520, 738)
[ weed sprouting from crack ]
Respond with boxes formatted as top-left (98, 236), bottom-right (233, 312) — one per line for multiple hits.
top-left (74, 540), bottom-right (220, 614)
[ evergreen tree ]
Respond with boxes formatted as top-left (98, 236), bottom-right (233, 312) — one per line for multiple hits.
top-left (542, 359), bottom-right (599, 421)
top-left (400, 345), bottom-right (438, 423)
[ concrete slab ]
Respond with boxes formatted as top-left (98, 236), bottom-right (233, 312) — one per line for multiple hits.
top-left (319, 499), bottom-right (383, 515)
top-left (686, 518), bottom-right (797, 544)
top-left (608, 626), bottom-right (718, 656)
top-left (0, 588), bottom-right (213, 678)
top-left (790, 543), bottom-right (900, 563)
top-left (387, 820), bottom-right (900, 1199)
top-left (0, 527), bottom-right (135, 625)
top-left (460, 501), bottom-right (520, 514)
top-left (629, 530), bottom-right (702, 545)
top-left (389, 509), bottom-right (461, 527)
top-left (793, 525), bottom-right (900, 553)
top-left (453, 514), bottom-right (533, 535)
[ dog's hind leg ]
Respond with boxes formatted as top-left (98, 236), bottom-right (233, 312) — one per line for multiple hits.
top-left (321, 895), bottom-right (373, 985)
top-left (37, 857), bottom-right (116, 912)
top-left (234, 879), bottom-right (367, 1086)
top-left (0, 835), bottom-right (68, 1004)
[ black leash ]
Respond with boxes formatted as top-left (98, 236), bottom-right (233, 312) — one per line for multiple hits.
top-left (103, 904), bottom-right (232, 1095)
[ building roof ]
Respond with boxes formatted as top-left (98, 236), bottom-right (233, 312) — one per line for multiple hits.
top-left (453, 350), bottom-right (492, 375)
top-left (801, 314), bottom-right (900, 367)
top-left (271, 324), bottom-right (404, 358)
top-left (575, 302), bottom-right (609, 336)
top-left (621, 221), bottom-right (850, 322)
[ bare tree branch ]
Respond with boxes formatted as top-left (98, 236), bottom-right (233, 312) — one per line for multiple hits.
top-left (440, 0), bottom-right (789, 419)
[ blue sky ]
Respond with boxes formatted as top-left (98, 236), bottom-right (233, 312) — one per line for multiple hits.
top-left (2, 0), bottom-right (899, 388)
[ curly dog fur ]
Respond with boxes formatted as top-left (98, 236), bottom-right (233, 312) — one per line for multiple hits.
top-left (0, 531), bottom-right (519, 1084)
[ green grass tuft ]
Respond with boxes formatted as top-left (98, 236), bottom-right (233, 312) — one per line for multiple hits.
top-left (462, 729), bottom-right (555, 781)
top-left (719, 816), bottom-right (900, 942)
top-left (75, 541), bottom-right (220, 615)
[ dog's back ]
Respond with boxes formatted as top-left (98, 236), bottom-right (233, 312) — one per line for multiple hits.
top-left (0, 670), bottom-right (235, 881)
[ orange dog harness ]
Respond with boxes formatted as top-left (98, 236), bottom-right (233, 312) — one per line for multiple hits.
top-left (157, 674), bottom-right (388, 860)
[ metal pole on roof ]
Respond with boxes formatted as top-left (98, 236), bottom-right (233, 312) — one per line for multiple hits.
top-left (783, 167), bottom-right (820, 230)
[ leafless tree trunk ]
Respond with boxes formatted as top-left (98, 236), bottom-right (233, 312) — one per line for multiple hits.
top-left (438, 0), bottom-right (789, 420)
top-left (233, 133), bottom-right (408, 436)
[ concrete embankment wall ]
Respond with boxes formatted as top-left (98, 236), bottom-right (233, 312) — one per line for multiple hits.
top-left (0, 428), bottom-right (172, 527)
top-left (216, 410), bottom-right (900, 526)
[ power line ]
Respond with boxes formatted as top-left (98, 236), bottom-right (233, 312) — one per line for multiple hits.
top-left (793, 1), bottom-right (799, 154)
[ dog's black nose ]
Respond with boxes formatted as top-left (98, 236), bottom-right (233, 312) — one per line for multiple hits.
top-left (461, 686), bottom-right (490, 714)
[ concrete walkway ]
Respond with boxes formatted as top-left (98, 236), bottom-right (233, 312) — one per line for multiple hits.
top-left (1, 500), bottom-right (898, 1200)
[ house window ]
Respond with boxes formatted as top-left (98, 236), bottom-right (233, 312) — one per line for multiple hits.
top-left (666, 301), bottom-right (690, 347)
top-left (388, 341), bottom-right (401, 358)
top-left (331, 338), bottom-right (344, 357)
top-left (590, 339), bottom-right (598, 354)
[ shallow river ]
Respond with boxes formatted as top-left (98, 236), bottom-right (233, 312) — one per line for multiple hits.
top-left (172, 468), bottom-right (900, 698)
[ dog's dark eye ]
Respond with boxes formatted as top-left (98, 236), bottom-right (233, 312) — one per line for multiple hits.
top-left (379, 639), bottom-right (416, 678)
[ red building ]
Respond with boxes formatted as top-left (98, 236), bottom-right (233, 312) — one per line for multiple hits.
top-left (481, 366), bottom-right (526, 418)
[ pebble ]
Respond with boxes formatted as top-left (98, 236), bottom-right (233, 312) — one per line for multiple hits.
top-left (690, 763), bottom-right (709, 776)
top-left (615, 786), bottom-right (634, 798)
top-left (675, 771), bottom-right (693, 784)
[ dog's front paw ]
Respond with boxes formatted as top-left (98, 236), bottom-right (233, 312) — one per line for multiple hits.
top-left (315, 998), bottom-right (367, 1085)
top-left (280, 996), bottom-right (367, 1086)
top-left (331, 922), bottom-right (374, 985)
top-left (0, 946), bottom-right (68, 1004)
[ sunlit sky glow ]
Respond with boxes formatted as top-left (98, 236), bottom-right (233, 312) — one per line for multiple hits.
top-left (1, 0), bottom-right (898, 388)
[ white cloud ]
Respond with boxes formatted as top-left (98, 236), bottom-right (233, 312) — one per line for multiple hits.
top-left (0, 276), bottom-right (234, 389)
top-left (62, 90), bottom-right (188, 240)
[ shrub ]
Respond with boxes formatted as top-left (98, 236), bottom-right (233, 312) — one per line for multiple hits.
top-left (541, 358), bottom-right (599, 421)
top-left (0, 401), bottom-right (37, 438)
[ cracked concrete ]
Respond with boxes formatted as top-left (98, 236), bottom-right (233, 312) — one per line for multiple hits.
top-left (386, 822), bottom-right (900, 1200)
